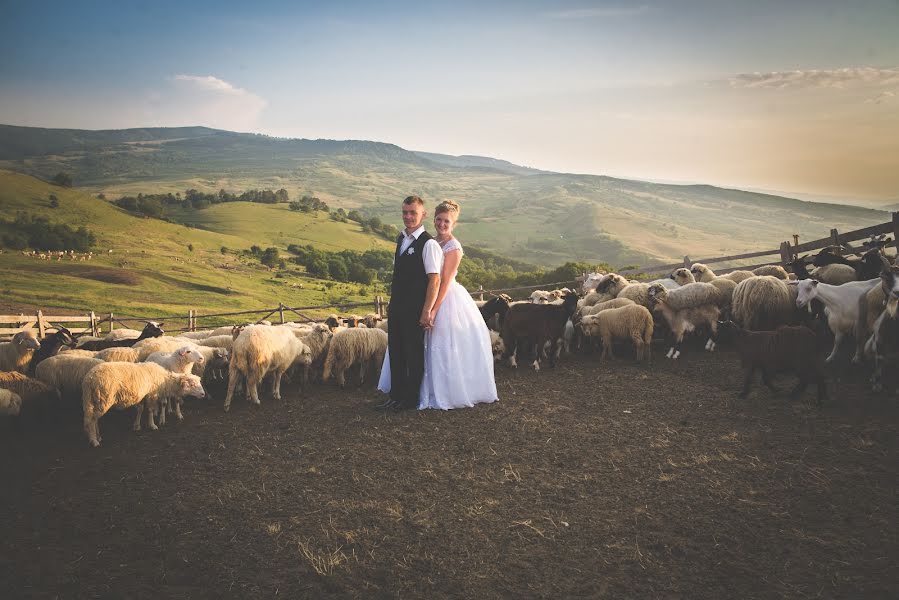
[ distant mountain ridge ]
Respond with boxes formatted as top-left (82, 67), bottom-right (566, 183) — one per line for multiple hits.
top-left (0, 123), bottom-right (888, 267)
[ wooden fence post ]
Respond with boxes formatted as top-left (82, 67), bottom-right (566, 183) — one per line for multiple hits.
top-left (90, 311), bottom-right (98, 337)
top-left (892, 212), bottom-right (899, 249)
top-left (779, 241), bottom-right (792, 265)
top-left (830, 228), bottom-right (840, 251)
top-left (793, 234), bottom-right (799, 247)
top-left (109, 313), bottom-right (115, 332)
top-left (278, 303), bottom-right (285, 324)
top-left (683, 255), bottom-right (691, 268)
top-left (375, 296), bottom-right (383, 318)
top-left (477, 285), bottom-right (485, 302)
top-left (36, 310), bottom-right (46, 339)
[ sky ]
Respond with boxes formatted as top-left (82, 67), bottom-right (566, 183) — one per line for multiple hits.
top-left (1, 0), bottom-right (898, 202)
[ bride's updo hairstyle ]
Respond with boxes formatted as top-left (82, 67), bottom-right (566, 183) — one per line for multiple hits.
top-left (435, 199), bottom-right (460, 221)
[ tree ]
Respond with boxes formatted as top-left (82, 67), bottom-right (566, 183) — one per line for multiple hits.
top-left (328, 257), bottom-right (348, 281)
top-left (52, 172), bottom-right (73, 187)
top-left (306, 257), bottom-right (329, 278)
top-left (48, 194), bottom-right (59, 208)
top-left (260, 247), bottom-right (280, 268)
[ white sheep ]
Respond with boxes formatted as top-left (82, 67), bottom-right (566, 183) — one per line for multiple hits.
top-left (647, 282), bottom-right (721, 359)
top-left (104, 328), bottom-right (142, 341)
top-left (0, 331), bottom-right (41, 373)
top-left (82, 362), bottom-right (206, 446)
top-left (810, 263), bottom-right (857, 286)
top-left (224, 325), bottom-right (312, 411)
top-left (0, 388), bottom-right (23, 417)
top-left (194, 335), bottom-right (233, 349)
top-left (35, 355), bottom-right (105, 399)
top-left (670, 268), bottom-right (696, 286)
top-left (0, 371), bottom-right (60, 409)
top-left (145, 346), bottom-right (206, 422)
top-left (752, 265), bottom-right (789, 279)
top-left (690, 263), bottom-right (755, 284)
top-left (489, 329), bottom-right (506, 361)
top-left (731, 276), bottom-right (796, 332)
top-left (179, 330), bottom-right (217, 340)
top-left (579, 304), bottom-right (654, 362)
top-left (95, 347), bottom-right (139, 362)
top-left (293, 324), bottom-right (333, 383)
top-left (321, 327), bottom-right (388, 388)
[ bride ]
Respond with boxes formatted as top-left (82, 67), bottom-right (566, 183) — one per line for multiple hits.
top-left (378, 199), bottom-right (498, 410)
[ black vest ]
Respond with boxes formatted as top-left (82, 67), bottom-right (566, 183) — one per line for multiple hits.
top-left (390, 231), bottom-right (433, 315)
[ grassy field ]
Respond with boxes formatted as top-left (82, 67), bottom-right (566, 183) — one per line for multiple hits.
top-left (0, 170), bottom-right (392, 324)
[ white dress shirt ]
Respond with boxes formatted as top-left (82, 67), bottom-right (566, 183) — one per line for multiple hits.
top-left (398, 225), bottom-right (441, 274)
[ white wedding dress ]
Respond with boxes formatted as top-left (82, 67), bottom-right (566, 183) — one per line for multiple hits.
top-left (378, 238), bottom-right (498, 410)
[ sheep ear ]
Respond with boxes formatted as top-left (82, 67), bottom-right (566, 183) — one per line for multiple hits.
top-left (179, 348), bottom-right (189, 356)
top-left (786, 280), bottom-right (798, 286)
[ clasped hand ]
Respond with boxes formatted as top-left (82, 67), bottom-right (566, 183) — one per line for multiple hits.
top-left (419, 308), bottom-right (438, 329)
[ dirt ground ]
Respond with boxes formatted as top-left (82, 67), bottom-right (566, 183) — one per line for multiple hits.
top-left (1, 343), bottom-right (897, 599)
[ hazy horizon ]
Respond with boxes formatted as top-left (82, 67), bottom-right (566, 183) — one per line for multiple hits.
top-left (2, 0), bottom-right (897, 202)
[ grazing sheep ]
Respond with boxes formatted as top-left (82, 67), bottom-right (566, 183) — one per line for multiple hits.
top-left (717, 321), bottom-right (826, 405)
top-left (0, 388), bottom-right (23, 416)
top-left (96, 347), bottom-right (139, 362)
top-left (322, 328), bottom-right (388, 388)
top-left (81, 362), bottom-right (206, 446)
top-left (579, 304), bottom-right (653, 362)
top-left (731, 276), bottom-right (795, 332)
top-left (647, 283), bottom-right (721, 359)
top-left (0, 331), bottom-right (41, 374)
top-left (690, 263), bottom-right (754, 284)
top-left (35, 355), bottom-right (104, 399)
top-left (794, 278), bottom-right (880, 362)
top-left (752, 265), bottom-right (789, 279)
top-left (28, 327), bottom-right (75, 374)
top-left (224, 325), bottom-right (312, 411)
top-left (501, 293), bottom-right (578, 370)
top-left (0, 371), bottom-right (61, 411)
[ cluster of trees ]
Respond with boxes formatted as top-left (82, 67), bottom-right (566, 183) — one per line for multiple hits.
top-left (328, 209), bottom-right (399, 242)
top-left (0, 212), bottom-right (96, 251)
top-left (288, 244), bottom-right (393, 284)
top-left (246, 245), bottom-right (284, 268)
top-left (288, 195), bottom-right (330, 213)
top-left (455, 249), bottom-right (610, 292)
top-left (113, 187), bottom-right (292, 217)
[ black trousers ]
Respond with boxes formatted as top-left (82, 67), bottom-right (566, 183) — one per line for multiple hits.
top-left (387, 309), bottom-right (425, 409)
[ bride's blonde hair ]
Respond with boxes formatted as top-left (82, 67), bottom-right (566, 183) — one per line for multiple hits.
top-left (435, 199), bottom-right (460, 219)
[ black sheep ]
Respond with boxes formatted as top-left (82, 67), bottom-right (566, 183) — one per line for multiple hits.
top-left (717, 321), bottom-right (826, 405)
top-left (76, 321), bottom-right (164, 351)
top-left (27, 327), bottom-right (74, 376)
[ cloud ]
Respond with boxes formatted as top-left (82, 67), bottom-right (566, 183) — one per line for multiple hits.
top-left (865, 90), bottom-right (896, 104)
top-left (546, 5), bottom-right (650, 19)
top-left (163, 74), bottom-right (267, 130)
top-left (729, 67), bottom-right (899, 90)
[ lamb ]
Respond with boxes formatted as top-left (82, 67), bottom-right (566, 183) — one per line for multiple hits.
top-left (0, 388), bottom-right (23, 417)
top-left (794, 278), bottom-right (880, 362)
top-left (144, 346), bottom-right (207, 422)
top-left (501, 292), bottom-right (578, 370)
top-left (294, 324), bottom-right (333, 383)
top-left (76, 321), bottom-right (165, 351)
top-left (224, 325), bottom-right (312, 411)
top-left (0, 331), bottom-right (41, 373)
top-left (35, 355), bottom-right (105, 399)
top-left (752, 265), bottom-right (789, 279)
top-left (717, 321), bottom-right (825, 405)
top-left (81, 362), bottom-right (206, 446)
top-left (731, 276), bottom-right (796, 331)
top-left (321, 327), bottom-right (388, 388)
top-left (690, 263), bottom-right (755, 284)
top-left (578, 304), bottom-right (653, 362)
top-left (28, 327), bottom-right (75, 374)
top-left (647, 283), bottom-right (721, 359)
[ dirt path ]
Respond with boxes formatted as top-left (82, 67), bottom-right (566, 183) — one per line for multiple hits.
top-left (1, 348), bottom-right (896, 599)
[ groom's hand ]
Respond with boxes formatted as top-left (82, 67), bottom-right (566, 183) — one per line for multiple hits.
top-left (419, 310), bottom-right (432, 329)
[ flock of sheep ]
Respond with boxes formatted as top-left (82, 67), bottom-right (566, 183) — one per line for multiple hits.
top-left (2, 240), bottom-right (898, 446)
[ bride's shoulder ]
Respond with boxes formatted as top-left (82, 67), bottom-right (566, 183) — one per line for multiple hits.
top-left (442, 237), bottom-right (463, 254)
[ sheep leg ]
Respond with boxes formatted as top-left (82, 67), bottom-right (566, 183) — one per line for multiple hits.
top-left (246, 371), bottom-right (262, 405)
top-left (600, 340), bottom-right (611, 361)
top-left (133, 403), bottom-right (144, 431)
top-left (223, 365), bottom-right (240, 412)
top-left (174, 399), bottom-right (184, 421)
top-left (739, 367), bottom-right (755, 398)
top-left (271, 371), bottom-right (283, 401)
top-left (359, 360), bottom-right (367, 385)
top-left (84, 411), bottom-right (101, 447)
top-left (761, 370), bottom-right (779, 393)
top-left (337, 367), bottom-right (347, 388)
top-left (147, 403), bottom-right (158, 431)
top-left (158, 400), bottom-right (167, 427)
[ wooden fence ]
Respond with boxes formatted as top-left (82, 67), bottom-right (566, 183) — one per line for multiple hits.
top-left (617, 212), bottom-right (899, 278)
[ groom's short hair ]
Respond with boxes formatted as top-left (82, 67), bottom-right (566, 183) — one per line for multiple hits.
top-left (403, 195), bottom-right (424, 206)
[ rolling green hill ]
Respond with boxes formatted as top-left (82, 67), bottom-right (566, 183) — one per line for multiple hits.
top-left (0, 124), bottom-right (891, 267)
top-left (0, 170), bottom-right (393, 321)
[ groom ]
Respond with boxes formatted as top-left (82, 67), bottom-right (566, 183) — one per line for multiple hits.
top-left (384, 195), bottom-right (441, 409)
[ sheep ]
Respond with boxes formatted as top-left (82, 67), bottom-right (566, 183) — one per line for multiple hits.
top-left (690, 263), bottom-right (755, 284)
top-left (96, 346), bottom-right (140, 362)
top-left (489, 330), bottom-right (505, 361)
top-left (813, 247), bottom-right (885, 281)
top-left (195, 334), bottom-right (234, 349)
top-left (362, 313), bottom-right (383, 329)
top-left (81, 362), bottom-right (206, 446)
top-left (578, 304), bottom-right (653, 362)
top-left (104, 328), bottom-right (142, 341)
top-left (224, 325), bottom-right (312, 411)
top-left (752, 265), bottom-right (789, 279)
top-left (731, 276), bottom-right (796, 332)
top-left (647, 283), bottom-right (721, 359)
top-left (0, 371), bottom-right (61, 412)
top-left (58, 348), bottom-right (99, 358)
top-left (501, 292), bottom-right (578, 370)
top-left (35, 355), bottom-right (104, 399)
top-left (717, 321), bottom-right (826, 405)
top-left (810, 263), bottom-right (857, 286)
top-left (0, 388), bottom-right (23, 417)
top-left (581, 272), bottom-right (608, 294)
top-left (28, 327), bottom-right (75, 374)
top-left (479, 294), bottom-right (511, 330)
top-left (376, 319), bottom-right (389, 333)
top-left (178, 330), bottom-right (217, 340)
top-left (294, 324), bottom-right (333, 383)
top-left (794, 278), bottom-right (880, 362)
top-left (0, 331), bottom-right (41, 374)
top-left (592, 274), bottom-right (630, 302)
top-left (144, 346), bottom-right (207, 422)
top-left (321, 327), bottom-right (388, 388)
top-left (324, 314), bottom-right (342, 332)
top-left (856, 261), bottom-right (899, 362)
top-left (616, 278), bottom-right (679, 308)
top-left (134, 337), bottom-right (195, 361)
top-left (76, 321), bottom-right (164, 351)
top-left (530, 290), bottom-right (562, 304)
top-left (671, 268), bottom-right (696, 286)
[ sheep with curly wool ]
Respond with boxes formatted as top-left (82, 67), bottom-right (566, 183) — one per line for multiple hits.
top-left (579, 304), bottom-right (653, 362)
top-left (690, 263), bottom-right (755, 284)
top-left (0, 331), bottom-right (41, 374)
top-left (82, 362), bottom-right (205, 446)
top-left (195, 334), bottom-right (234, 349)
top-left (647, 282), bottom-right (721, 359)
top-left (0, 388), bottom-right (23, 417)
top-left (145, 346), bottom-right (206, 423)
top-left (293, 324), bottom-right (333, 383)
top-left (321, 327), bottom-right (388, 388)
top-left (731, 276), bottom-right (796, 332)
top-left (35, 355), bottom-right (104, 399)
top-left (96, 347), bottom-right (139, 362)
top-left (224, 325), bottom-right (312, 411)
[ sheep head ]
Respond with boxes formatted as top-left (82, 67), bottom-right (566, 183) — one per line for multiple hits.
top-left (671, 268), bottom-right (695, 286)
top-left (646, 283), bottom-right (668, 306)
top-left (689, 263), bottom-right (714, 283)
